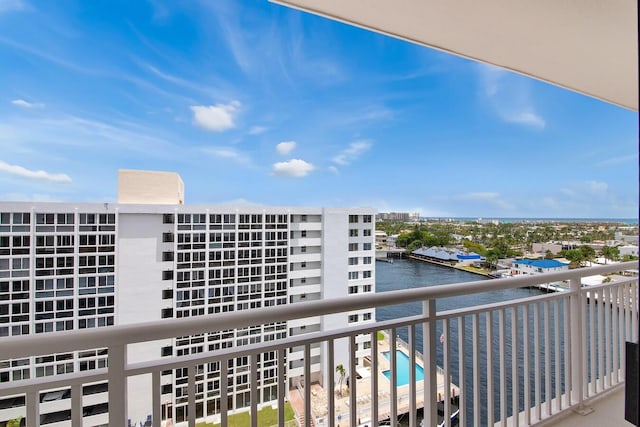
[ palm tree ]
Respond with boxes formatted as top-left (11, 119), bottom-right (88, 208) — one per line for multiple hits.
top-left (335, 364), bottom-right (346, 397)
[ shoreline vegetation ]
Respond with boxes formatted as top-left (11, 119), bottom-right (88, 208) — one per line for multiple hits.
top-left (378, 219), bottom-right (639, 272)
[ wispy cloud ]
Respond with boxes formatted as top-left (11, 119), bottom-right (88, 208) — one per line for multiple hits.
top-left (248, 126), bottom-right (267, 135)
top-left (203, 147), bottom-right (250, 165)
top-left (272, 159), bottom-right (314, 177)
top-left (0, 160), bottom-right (71, 183)
top-left (478, 64), bottom-right (546, 130)
top-left (11, 99), bottom-right (44, 109)
top-left (191, 101), bottom-right (241, 132)
top-left (276, 141), bottom-right (296, 155)
top-left (328, 166), bottom-right (339, 175)
top-left (0, 0), bottom-right (30, 14)
top-left (333, 140), bottom-right (372, 165)
top-left (596, 153), bottom-right (638, 167)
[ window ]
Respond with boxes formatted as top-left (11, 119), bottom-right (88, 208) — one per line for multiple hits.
top-left (363, 284), bottom-right (372, 292)
top-left (363, 229), bottom-right (372, 237)
top-left (363, 256), bottom-right (372, 264)
top-left (363, 243), bottom-right (372, 250)
top-left (349, 229), bottom-right (358, 237)
top-left (363, 312), bottom-right (372, 321)
top-left (348, 243), bottom-right (358, 251)
top-left (363, 270), bottom-right (372, 278)
top-left (348, 314), bottom-right (358, 323)
top-left (348, 286), bottom-right (358, 294)
top-left (162, 252), bottom-right (174, 262)
top-left (162, 233), bottom-right (174, 243)
top-left (163, 214), bottom-right (175, 224)
top-left (349, 215), bottom-right (358, 223)
top-left (162, 270), bottom-right (174, 280)
top-left (348, 271), bottom-right (359, 280)
top-left (161, 308), bottom-right (173, 319)
top-left (363, 215), bottom-right (372, 223)
top-left (301, 230), bottom-right (307, 238)
top-left (348, 257), bottom-right (358, 265)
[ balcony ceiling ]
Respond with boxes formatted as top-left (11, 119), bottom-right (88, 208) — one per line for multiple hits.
top-left (272, 0), bottom-right (638, 111)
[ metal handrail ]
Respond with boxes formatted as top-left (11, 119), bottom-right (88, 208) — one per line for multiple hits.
top-left (0, 262), bottom-right (636, 360)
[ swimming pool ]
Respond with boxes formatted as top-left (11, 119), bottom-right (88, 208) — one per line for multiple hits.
top-left (382, 349), bottom-right (424, 387)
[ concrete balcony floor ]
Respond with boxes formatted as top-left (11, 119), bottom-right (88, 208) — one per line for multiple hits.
top-left (543, 387), bottom-right (631, 427)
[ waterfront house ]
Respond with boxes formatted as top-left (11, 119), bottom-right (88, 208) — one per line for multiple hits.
top-left (511, 259), bottom-right (570, 275)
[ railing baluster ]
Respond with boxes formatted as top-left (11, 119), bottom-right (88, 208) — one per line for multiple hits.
top-left (220, 358), bottom-right (228, 424)
top-left (457, 316), bottom-right (466, 427)
top-left (486, 311), bottom-right (494, 426)
top-left (523, 304), bottom-right (531, 425)
top-left (589, 288), bottom-right (596, 397)
top-left (615, 285), bottom-right (623, 383)
top-left (472, 313), bottom-right (481, 427)
top-left (512, 306), bottom-right (519, 427)
top-left (598, 288), bottom-right (605, 393)
top-left (26, 390), bottom-right (39, 427)
top-left (604, 287), bottom-right (611, 389)
top-left (327, 340), bottom-right (335, 427)
top-left (423, 299), bottom-right (437, 427)
top-left (409, 325), bottom-right (417, 427)
top-left (250, 355), bottom-right (258, 427)
top-left (632, 279), bottom-right (638, 341)
top-left (278, 349), bottom-right (286, 427)
top-left (188, 364), bottom-right (196, 427)
top-left (71, 383), bottom-right (82, 426)
top-left (349, 336), bottom-right (357, 427)
top-left (569, 277), bottom-right (588, 413)
top-left (499, 309), bottom-right (506, 426)
top-left (371, 333), bottom-right (378, 427)
top-left (563, 295), bottom-right (571, 409)
top-left (108, 343), bottom-right (127, 427)
top-left (554, 299), bottom-right (561, 412)
top-left (390, 329), bottom-right (397, 427)
top-left (152, 370), bottom-right (161, 427)
top-left (544, 300), bottom-right (551, 416)
top-left (533, 302), bottom-right (541, 421)
top-left (443, 318), bottom-right (450, 427)
top-left (305, 343), bottom-right (312, 427)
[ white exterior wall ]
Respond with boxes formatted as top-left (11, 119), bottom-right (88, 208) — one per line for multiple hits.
top-left (117, 213), bottom-right (171, 424)
top-left (512, 263), bottom-right (569, 275)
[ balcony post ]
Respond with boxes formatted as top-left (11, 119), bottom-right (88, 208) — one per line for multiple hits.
top-left (422, 299), bottom-right (437, 427)
top-left (569, 277), bottom-right (591, 414)
top-left (109, 343), bottom-right (128, 427)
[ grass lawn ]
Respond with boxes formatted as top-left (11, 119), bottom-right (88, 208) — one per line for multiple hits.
top-left (455, 264), bottom-right (490, 275)
top-left (195, 402), bottom-right (295, 427)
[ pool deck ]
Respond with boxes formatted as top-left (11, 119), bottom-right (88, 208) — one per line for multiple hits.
top-left (289, 336), bottom-right (459, 426)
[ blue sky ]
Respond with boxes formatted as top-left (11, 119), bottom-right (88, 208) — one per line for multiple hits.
top-left (0, 0), bottom-right (637, 218)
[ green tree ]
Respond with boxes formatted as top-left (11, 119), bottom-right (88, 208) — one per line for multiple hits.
top-left (600, 245), bottom-right (619, 263)
top-left (7, 417), bottom-right (22, 427)
top-left (544, 250), bottom-right (554, 260)
top-left (579, 245), bottom-right (596, 264)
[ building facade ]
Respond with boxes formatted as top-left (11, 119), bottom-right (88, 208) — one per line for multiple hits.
top-left (511, 259), bottom-right (569, 275)
top-left (0, 201), bottom-right (375, 425)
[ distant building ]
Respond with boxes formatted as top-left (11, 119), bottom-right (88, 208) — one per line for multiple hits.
top-left (615, 232), bottom-right (639, 245)
top-left (511, 259), bottom-right (569, 275)
top-left (532, 243), bottom-right (563, 255)
top-left (412, 247), bottom-right (483, 265)
top-left (375, 230), bottom-right (387, 247)
top-left (376, 212), bottom-right (419, 222)
top-left (618, 245), bottom-right (639, 258)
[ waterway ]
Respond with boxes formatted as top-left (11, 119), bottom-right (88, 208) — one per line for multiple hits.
top-left (375, 258), bottom-right (554, 426)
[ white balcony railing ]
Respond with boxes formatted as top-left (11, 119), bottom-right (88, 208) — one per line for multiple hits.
top-left (0, 262), bottom-right (637, 427)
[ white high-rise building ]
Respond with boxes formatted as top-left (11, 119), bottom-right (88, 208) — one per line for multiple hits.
top-left (0, 171), bottom-right (376, 425)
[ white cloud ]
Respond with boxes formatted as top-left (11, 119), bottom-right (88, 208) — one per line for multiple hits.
top-left (276, 141), bottom-right (296, 155)
top-left (478, 64), bottom-right (546, 130)
top-left (328, 166), bottom-right (339, 174)
top-left (503, 111), bottom-right (545, 129)
top-left (333, 140), bottom-right (372, 165)
top-left (456, 192), bottom-right (500, 201)
top-left (203, 147), bottom-right (250, 165)
top-left (11, 99), bottom-right (44, 109)
top-left (272, 159), bottom-right (314, 177)
top-left (190, 101), bottom-right (240, 132)
top-left (0, 160), bottom-right (71, 183)
top-left (248, 126), bottom-right (267, 135)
